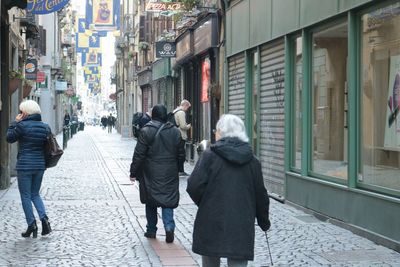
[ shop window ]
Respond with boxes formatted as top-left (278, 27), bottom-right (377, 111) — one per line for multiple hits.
top-left (311, 21), bottom-right (348, 180)
top-left (292, 37), bottom-right (303, 170)
top-left (360, 2), bottom-right (400, 194)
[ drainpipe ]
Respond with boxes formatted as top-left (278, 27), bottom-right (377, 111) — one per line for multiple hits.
top-left (223, 0), bottom-right (228, 114)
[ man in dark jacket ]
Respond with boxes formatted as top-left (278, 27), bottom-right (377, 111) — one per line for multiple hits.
top-left (187, 114), bottom-right (270, 266)
top-left (130, 104), bottom-right (185, 243)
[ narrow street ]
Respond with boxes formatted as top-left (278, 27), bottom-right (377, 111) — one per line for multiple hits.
top-left (1, 127), bottom-right (400, 267)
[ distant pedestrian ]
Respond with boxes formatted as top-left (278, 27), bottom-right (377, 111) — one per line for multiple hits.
top-left (107, 113), bottom-right (114, 133)
top-left (187, 114), bottom-right (271, 267)
top-left (173, 100), bottom-right (191, 176)
top-left (101, 116), bottom-right (107, 129)
top-left (129, 104), bottom-right (185, 243)
top-left (6, 100), bottom-right (53, 238)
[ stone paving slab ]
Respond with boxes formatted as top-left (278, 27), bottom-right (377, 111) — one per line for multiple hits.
top-left (1, 126), bottom-right (400, 267)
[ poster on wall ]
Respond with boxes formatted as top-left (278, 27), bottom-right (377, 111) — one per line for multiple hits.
top-left (384, 55), bottom-right (400, 149)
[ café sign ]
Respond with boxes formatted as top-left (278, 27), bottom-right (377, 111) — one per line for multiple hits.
top-left (27, 0), bottom-right (70, 15)
top-left (156, 41), bottom-right (176, 58)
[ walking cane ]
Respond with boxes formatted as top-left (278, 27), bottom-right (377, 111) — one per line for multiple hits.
top-left (265, 231), bottom-right (274, 266)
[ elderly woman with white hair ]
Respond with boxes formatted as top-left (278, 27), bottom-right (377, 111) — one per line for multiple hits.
top-left (7, 100), bottom-right (52, 238)
top-left (187, 114), bottom-right (271, 267)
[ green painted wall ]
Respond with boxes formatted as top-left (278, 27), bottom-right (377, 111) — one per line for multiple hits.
top-left (227, 0), bottom-right (373, 56)
top-left (286, 174), bottom-right (400, 246)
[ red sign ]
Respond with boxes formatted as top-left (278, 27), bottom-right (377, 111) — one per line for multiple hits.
top-left (36, 71), bottom-right (45, 83)
top-left (201, 58), bottom-right (210, 103)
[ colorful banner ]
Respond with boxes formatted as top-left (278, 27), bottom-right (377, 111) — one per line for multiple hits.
top-left (27, 0), bottom-right (70, 15)
top-left (89, 32), bottom-right (101, 48)
top-left (78, 18), bottom-right (86, 33)
top-left (86, 0), bottom-right (120, 30)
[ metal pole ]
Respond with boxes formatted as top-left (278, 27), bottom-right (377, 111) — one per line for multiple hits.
top-left (265, 231), bottom-right (274, 266)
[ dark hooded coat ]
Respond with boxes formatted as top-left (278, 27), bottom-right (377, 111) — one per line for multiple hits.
top-left (186, 137), bottom-right (271, 261)
top-left (130, 120), bottom-right (185, 208)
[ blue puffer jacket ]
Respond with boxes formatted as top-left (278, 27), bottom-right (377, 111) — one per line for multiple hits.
top-left (6, 114), bottom-right (50, 171)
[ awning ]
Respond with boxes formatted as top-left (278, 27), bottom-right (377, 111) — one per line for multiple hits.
top-left (3, 0), bottom-right (27, 10)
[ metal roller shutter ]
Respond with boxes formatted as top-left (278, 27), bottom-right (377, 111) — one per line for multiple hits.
top-left (227, 53), bottom-right (245, 120)
top-left (259, 40), bottom-right (285, 197)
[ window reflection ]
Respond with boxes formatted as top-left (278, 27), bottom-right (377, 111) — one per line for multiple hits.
top-left (361, 3), bottom-right (400, 193)
top-left (311, 21), bottom-right (348, 180)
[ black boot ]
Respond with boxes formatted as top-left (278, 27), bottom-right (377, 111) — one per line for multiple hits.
top-left (21, 221), bottom-right (38, 238)
top-left (41, 216), bottom-right (52, 236)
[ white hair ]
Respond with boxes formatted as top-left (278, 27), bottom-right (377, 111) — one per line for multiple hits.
top-left (216, 114), bottom-right (249, 142)
top-left (19, 100), bottom-right (41, 115)
top-left (180, 99), bottom-right (191, 107)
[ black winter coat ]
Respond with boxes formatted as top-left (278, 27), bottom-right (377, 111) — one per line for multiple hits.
top-left (6, 114), bottom-right (50, 171)
top-left (187, 137), bottom-right (271, 261)
top-left (130, 120), bottom-right (185, 208)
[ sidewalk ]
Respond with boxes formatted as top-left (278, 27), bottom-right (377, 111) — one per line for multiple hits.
top-left (0, 126), bottom-right (399, 266)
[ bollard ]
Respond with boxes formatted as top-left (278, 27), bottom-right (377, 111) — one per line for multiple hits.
top-left (63, 126), bottom-right (68, 149)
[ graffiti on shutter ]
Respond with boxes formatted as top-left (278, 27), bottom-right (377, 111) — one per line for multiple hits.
top-left (259, 39), bottom-right (285, 197)
top-left (227, 53), bottom-right (245, 120)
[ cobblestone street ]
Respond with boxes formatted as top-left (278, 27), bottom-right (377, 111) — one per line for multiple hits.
top-left (1, 127), bottom-right (400, 266)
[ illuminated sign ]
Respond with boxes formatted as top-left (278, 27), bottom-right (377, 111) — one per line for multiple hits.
top-left (145, 0), bottom-right (183, 13)
top-left (27, 0), bottom-right (70, 15)
top-left (201, 58), bottom-right (210, 103)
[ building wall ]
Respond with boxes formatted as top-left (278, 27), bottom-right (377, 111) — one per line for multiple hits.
top-left (226, 0), bottom-right (372, 56)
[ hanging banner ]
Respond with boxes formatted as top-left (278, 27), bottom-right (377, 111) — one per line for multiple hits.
top-left (86, 0), bottom-right (120, 31)
top-left (27, 0), bottom-right (70, 15)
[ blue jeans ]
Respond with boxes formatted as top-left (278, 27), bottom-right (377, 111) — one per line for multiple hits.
top-left (145, 204), bottom-right (175, 233)
top-left (202, 256), bottom-right (248, 267)
top-left (17, 170), bottom-right (47, 226)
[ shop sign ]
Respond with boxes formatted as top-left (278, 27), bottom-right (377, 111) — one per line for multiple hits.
top-left (176, 31), bottom-right (193, 61)
top-left (156, 41), bottom-right (176, 58)
top-left (145, 1), bottom-right (183, 13)
top-left (36, 71), bottom-right (45, 83)
top-left (55, 80), bottom-right (67, 91)
top-left (194, 16), bottom-right (217, 55)
top-left (27, 0), bottom-right (70, 15)
top-left (25, 58), bottom-right (37, 80)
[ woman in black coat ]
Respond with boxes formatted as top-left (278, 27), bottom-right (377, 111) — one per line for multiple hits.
top-left (130, 104), bottom-right (185, 243)
top-left (187, 114), bottom-right (271, 267)
top-left (6, 100), bottom-right (52, 238)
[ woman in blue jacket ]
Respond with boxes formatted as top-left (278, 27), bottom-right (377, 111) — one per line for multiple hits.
top-left (7, 100), bottom-right (52, 238)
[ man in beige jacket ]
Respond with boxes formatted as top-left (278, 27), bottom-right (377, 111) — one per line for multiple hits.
top-left (173, 100), bottom-right (191, 176)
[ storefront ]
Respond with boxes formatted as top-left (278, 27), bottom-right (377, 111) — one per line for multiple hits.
top-left (174, 12), bottom-right (220, 162)
top-left (225, 0), bottom-right (400, 249)
top-left (137, 68), bottom-right (152, 113)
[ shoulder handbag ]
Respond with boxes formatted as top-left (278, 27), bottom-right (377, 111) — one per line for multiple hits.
top-left (45, 131), bottom-right (64, 168)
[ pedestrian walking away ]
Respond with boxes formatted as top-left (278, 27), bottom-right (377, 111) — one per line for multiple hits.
top-left (187, 114), bottom-right (271, 267)
top-left (6, 100), bottom-right (53, 238)
top-left (172, 99), bottom-right (191, 176)
top-left (107, 113), bottom-right (115, 133)
top-left (129, 104), bottom-right (185, 243)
